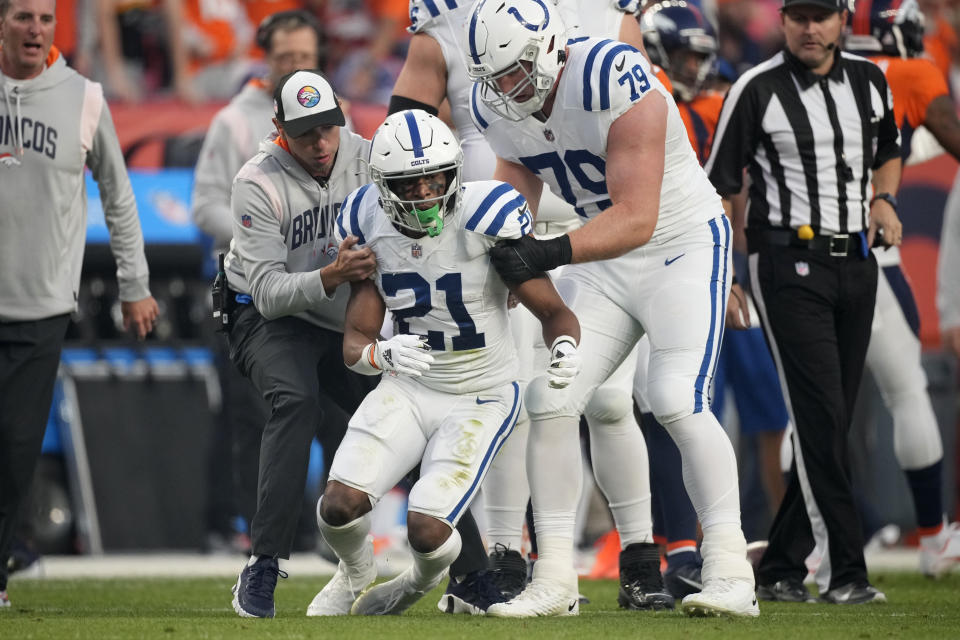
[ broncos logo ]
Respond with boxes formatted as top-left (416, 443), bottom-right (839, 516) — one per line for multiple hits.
top-left (507, 0), bottom-right (550, 32)
top-left (0, 152), bottom-right (21, 167)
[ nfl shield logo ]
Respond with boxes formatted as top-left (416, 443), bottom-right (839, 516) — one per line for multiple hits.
top-left (241, 214), bottom-right (252, 228)
top-left (795, 261), bottom-right (810, 277)
top-left (543, 128), bottom-right (555, 142)
top-left (411, 243), bottom-right (422, 258)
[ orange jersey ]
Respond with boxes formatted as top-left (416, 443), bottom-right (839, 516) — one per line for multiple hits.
top-left (869, 55), bottom-right (950, 160)
top-left (923, 15), bottom-right (958, 83)
top-left (677, 91), bottom-right (724, 165)
top-left (654, 65), bottom-right (673, 96)
top-left (184, 0), bottom-right (246, 65)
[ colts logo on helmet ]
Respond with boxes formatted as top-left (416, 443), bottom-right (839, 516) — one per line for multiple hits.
top-left (508, 0), bottom-right (550, 32)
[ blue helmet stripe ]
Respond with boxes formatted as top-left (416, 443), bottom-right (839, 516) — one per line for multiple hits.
top-left (471, 83), bottom-right (489, 130)
top-left (599, 44), bottom-right (636, 110)
top-left (465, 182), bottom-right (514, 231)
top-left (582, 39), bottom-right (613, 110)
top-left (468, 0), bottom-right (488, 65)
top-left (404, 111), bottom-right (425, 158)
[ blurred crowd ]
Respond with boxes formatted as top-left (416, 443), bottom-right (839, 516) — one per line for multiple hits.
top-left (51, 0), bottom-right (959, 108)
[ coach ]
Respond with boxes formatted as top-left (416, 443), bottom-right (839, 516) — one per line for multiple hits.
top-left (0, 0), bottom-right (158, 608)
top-left (705, 0), bottom-right (902, 605)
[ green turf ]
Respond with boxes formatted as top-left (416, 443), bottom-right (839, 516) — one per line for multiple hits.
top-left (1, 572), bottom-right (958, 639)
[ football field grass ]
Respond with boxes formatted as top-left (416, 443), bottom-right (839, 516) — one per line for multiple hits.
top-left (2, 572), bottom-right (958, 639)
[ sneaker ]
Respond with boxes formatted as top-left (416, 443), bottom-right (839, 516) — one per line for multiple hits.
top-left (618, 542), bottom-right (675, 610)
top-left (486, 563), bottom-right (579, 618)
top-left (0, 590), bottom-right (9, 608)
top-left (756, 578), bottom-right (816, 603)
top-left (437, 570), bottom-right (507, 614)
top-left (664, 561), bottom-right (703, 599)
top-left (351, 567), bottom-right (446, 616)
top-left (488, 544), bottom-right (528, 599)
top-left (920, 522), bottom-right (960, 578)
top-left (231, 556), bottom-right (287, 618)
top-left (307, 553), bottom-right (376, 616)
top-left (819, 581), bottom-right (886, 605)
top-left (681, 577), bottom-right (760, 618)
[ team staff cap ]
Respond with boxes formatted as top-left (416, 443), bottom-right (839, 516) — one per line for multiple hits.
top-left (274, 69), bottom-right (345, 137)
top-left (781, 0), bottom-right (848, 12)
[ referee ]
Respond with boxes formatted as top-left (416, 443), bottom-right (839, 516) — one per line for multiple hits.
top-left (705, 0), bottom-right (902, 604)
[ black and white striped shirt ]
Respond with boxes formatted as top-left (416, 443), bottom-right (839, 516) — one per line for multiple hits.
top-left (705, 49), bottom-right (900, 235)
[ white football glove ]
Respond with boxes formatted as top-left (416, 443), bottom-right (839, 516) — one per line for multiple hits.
top-left (547, 336), bottom-right (581, 389)
top-left (370, 334), bottom-right (434, 377)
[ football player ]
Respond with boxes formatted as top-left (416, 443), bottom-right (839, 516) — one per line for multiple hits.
top-left (394, 0), bottom-right (672, 613)
top-left (465, 0), bottom-right (757, 617)
top-left (306, 110), bottom-right (581, 616)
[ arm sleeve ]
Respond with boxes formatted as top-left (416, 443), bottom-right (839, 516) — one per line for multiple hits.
top-left (938, 179), bottom-right (960, 330)
top-left (231, 178), bottom-right (329, 320)
top-left (191, 112), bottom-right (247, 245)
top-left (705, 80), bottom-right (760, 197)
top-left (872, 71), bottom-right (901, 168)
top-left (87, 101), bottom-right (151, 303)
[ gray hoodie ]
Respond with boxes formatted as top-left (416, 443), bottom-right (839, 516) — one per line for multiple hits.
top-left (191, 80), bottom-right (275, 249)
top-left (0, 51), bottom-right (151, 322)
top-left (224, 129), bottom-right (370, 331)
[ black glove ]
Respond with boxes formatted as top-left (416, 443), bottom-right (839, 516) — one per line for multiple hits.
top-left (489, 234), bottom-right (573, 285)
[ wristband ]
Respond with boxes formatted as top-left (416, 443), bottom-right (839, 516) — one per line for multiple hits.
top-left (347, 343), bottom-right (382, 376)
top-left (870, 192), bottom-right (898, 211)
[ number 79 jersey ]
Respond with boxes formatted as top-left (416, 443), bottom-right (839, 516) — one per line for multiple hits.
top-left (336, 180), bottom-right (531, 394)
top-left (471, 37), bottom-right (721, 243)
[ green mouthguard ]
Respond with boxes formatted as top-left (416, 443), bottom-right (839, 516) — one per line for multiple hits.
top-left (416, 203), bottom-right (444, 237)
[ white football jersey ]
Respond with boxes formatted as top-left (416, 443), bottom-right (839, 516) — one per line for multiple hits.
top-left (408, 0), bottom-right (634, 182)
top-left (336, 180), bottom-right (532, 394)
top-left (471, 37), bottom-right (720, 243)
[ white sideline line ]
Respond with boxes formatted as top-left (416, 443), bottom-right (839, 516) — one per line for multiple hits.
top-left (9, 548), bottom-right (920, 581)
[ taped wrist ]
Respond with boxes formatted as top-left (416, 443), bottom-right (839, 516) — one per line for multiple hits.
top-left (550, 335), bottom-right (578, 352)
top-left (347, 342), bottom-right (382, 376)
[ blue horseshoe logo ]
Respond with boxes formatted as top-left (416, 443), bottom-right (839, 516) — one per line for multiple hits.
top-left (507, 0), bottom-right (550, 32)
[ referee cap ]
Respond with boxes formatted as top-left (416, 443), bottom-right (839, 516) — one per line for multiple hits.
top-left (781, 0), bottom-right (849, 11)
top-left (274, 69), bottom-right (345, 138)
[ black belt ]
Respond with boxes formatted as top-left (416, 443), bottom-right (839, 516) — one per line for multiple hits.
top-left (748, 228), bottom-right (861, 257)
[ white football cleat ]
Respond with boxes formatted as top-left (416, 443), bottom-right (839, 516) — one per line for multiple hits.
top-left (306, 540), bottom-right (376, 616)
top-left (681, 577), bottom-right (760, 618)
top-left (486, 563), bottom-right (579, 618)
top-left (920, 522), bottom-right (960, 578)
top-left (350, 567), bottom-right (446, 616)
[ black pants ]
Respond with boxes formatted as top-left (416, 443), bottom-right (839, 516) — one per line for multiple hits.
top-left (750, 244), bottom-right (877, 591)
top-left (0, 314), bottom-right (70, 590)
top-left (226, 305), bottom-right (487, 573)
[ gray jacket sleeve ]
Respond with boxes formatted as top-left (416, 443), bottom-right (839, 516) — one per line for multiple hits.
top-left (87, 102), bottom-right (152, 303)
top-left (192, 112), bottom-right (246, 245)
top-left (938, 177), bottom-right (960, 331)
top-left (231, 177), bottom-right (330, 320)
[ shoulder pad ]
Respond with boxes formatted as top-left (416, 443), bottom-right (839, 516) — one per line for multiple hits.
top-left (408, 0), bottom-right (462, 33)
top-left (460, 181), bottom-right (532, 240)
top-left (335, 183), bottom-right (378, 246)
top-left (575, 39), bottom-right (652, 112)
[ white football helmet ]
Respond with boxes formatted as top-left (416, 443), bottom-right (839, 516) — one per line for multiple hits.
top-left (368, 109), bottom-right (463, 237)
top-left (465, 0), bottom-right (568, 120)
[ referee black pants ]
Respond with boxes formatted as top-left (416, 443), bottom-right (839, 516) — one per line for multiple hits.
top-left (749, 244), bottom-right (877, 592)
top-left (0, 314), bottom-right (70, 591)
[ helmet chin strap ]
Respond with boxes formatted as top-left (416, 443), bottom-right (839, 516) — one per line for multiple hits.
top-left (415, 202), bottom-right (444, 237)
